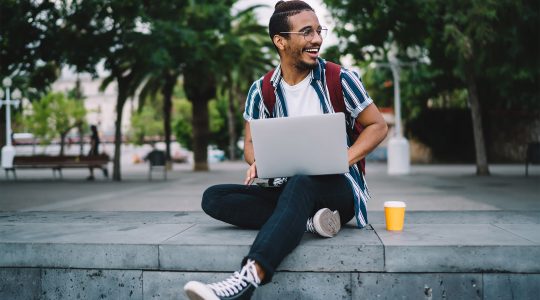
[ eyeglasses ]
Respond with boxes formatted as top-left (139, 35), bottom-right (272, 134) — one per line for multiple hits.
top-left (280, 27), bottom-right (328, 41)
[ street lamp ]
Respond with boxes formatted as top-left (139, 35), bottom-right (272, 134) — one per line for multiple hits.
top-left (386, 55), bottom-right (411, 175)
top-left (1, 77), bottom-right (21, 169)
top-left (371, 51), bottom-right (412, 175)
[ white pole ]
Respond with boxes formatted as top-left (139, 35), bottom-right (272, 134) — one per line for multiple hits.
top-left (1, 79), bottom-right (18, 169)
top-left (5, 87), bottom-right (12, 147)
top-left (387, 56), bottom-right (410, 175)
top-left (390, 63), bottom-right (402, 137)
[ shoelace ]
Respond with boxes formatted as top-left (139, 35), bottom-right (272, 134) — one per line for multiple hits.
top-left (208, 260), bottom-right (260, 297)
top-left (306, 217), bottom-right (316, 234)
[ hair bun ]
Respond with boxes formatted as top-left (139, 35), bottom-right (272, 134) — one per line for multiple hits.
top-left (275, 1), bottom-right (286, 9)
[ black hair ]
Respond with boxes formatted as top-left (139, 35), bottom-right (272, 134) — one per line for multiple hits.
top-left (269, 1), bottom-right (314, 43)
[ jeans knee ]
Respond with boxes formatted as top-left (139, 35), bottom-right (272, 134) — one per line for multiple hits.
top-left (201, 186), bottom-right (221, 216)
top-left (287, 175), bottom-right (313, 188)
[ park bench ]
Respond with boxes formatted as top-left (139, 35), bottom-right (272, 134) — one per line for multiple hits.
top-left (4, 154), bottom-right (110, 179)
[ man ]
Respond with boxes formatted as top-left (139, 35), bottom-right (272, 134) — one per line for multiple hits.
top-left (86, 124), bottom-right (100, 180)
top-left (184, 1), bottom-right (388, 299)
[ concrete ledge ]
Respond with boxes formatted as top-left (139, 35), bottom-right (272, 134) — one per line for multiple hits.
top-left (159, 224), bottom-right (383, 272)
top-left (1, 211), bottom-right (539, 273)
top-left (374, 224), bottom-right (540, 273)
top-left (1, 211), bottom-right (540, 299)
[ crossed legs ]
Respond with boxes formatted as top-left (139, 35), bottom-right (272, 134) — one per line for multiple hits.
top-left (202, 174), bottom-right (355, 284)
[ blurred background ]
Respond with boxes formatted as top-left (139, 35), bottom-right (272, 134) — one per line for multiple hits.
top-left (1, 0), bottom-right (538, 181)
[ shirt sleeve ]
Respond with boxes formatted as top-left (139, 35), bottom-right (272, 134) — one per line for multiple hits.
top-left (243, 77), bottom-right (266, 121)
top-left (340, 68), bottom-right (374, 119)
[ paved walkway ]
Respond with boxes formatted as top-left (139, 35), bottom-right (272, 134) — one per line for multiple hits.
top-left (1, 161), bottom-right (539, 212)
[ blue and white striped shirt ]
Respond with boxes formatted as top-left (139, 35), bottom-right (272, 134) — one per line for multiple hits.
top-left (244, 58), bottom-right (374, 228)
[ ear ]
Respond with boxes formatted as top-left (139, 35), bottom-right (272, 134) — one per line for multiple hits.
top-left (273, 35), bottom-right (287, 51)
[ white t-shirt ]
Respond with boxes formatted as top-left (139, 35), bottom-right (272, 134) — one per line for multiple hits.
top-left (281, 74), bottom-right (323, 117)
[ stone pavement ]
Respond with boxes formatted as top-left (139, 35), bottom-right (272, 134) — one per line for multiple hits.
top-left (1, 161), bottom-right (539, 299)
top-left (1, 161), bottom-right (539, 212)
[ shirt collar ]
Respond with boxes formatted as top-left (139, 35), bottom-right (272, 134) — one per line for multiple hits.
top-left (271, 58), bottom-right (325, 88)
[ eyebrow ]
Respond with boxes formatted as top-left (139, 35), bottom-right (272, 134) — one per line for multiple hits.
top-left (298, 25), bottom-right (322, 32)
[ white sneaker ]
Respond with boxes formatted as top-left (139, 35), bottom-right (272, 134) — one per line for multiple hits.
top-left (306, 208), bottom-right (341, 238)
top-left (184, 259), bottom-right (261, 300)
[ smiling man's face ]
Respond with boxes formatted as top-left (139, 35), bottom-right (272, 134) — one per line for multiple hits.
top-left (282, 10), bottom-right (323, 71)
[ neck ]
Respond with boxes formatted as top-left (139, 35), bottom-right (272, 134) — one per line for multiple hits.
top-left (280, 58), bottom-right (311, 85)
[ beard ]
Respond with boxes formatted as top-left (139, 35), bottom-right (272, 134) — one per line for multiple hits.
top-left (287, 44), bottom-right (318, 71)
top-left (294, 59), bottom-right (318, 71)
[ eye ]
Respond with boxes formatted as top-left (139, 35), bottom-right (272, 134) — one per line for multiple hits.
top-left (302, 28), bottom-right (314, 37)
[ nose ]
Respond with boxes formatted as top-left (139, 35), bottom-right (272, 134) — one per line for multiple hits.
top-left (311, 31), bottom-right (323, 44)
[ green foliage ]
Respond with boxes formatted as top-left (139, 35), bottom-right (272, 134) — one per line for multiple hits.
top-left (172, 95), bottom-right (238, 153)
top-left (215, 5), bottom-right (275, 159)
top-left (209, 93), bottom-right (245, 158)
top-left (129, 105), bottom-right (164, 145)
top-left (0, 0), bottom-right (62, 93)
top-left (3, 0), bottom-right (278, 168)
top-left (23, 92), bottom-right (86, 146)
top-left (172, 98), bottom-right (193, 150)
top-left (324, 0), bottom-right (539, 110)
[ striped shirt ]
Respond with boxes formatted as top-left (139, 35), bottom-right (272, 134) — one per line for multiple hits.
top-left (243, 58), bottom-right (374, 228)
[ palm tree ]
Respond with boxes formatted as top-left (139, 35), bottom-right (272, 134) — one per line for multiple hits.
top-left (60, 0), bottom-right (152, 181)
top-left (135, 0), bottom-right (190, 161)
top-left (180, 1), bottom-right (235, 171)
top-left (216, 5), bottom-right (275, 160)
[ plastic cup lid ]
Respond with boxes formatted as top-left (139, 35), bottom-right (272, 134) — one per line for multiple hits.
top-left (384, 201), bottom-right (406, 208)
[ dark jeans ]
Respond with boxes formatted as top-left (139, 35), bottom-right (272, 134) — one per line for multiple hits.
top-left (202, 174), bottom-right (355, 284)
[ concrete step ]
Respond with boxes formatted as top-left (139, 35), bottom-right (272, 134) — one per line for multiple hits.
top-left (1, 211), bottom-right (539, 299)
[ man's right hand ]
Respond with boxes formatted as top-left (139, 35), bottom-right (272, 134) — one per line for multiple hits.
top-left (244, 162), bottom-right (258, 185)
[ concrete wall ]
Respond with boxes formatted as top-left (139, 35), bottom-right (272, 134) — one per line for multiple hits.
top-left (1, 268), bottom-right (539, 300)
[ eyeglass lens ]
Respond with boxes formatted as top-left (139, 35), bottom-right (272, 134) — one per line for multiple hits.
top-left (304, 28), bottom-right (327, 41)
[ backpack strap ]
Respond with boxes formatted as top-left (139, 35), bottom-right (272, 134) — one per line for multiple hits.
top-left (325, 62), bottom-right (344, 113)
top-left (262, 69), bottom-right (276, 116)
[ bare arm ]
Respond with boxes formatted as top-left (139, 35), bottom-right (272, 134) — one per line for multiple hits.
top-left (347, 103), bottom-right (388, 166)
top-left (244, 121), bottom-right (257, 185)
top-left (244, 121), bottom-right (255, 165)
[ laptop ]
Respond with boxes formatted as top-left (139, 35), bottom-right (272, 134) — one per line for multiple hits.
top-left (249, 113), bottom-right (349, 178)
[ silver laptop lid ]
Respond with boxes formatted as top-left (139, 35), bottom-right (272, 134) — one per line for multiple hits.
top-left (250, 113), bottom-right (349, 178)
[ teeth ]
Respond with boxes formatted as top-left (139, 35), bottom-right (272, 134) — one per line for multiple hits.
top-left (305, 48), bottom-right (319, 53)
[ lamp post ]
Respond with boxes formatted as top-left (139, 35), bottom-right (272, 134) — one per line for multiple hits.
top-left (386, 55), bottom-right (410, 175)
top-left (0, 78), bottom-right (21, 168)
top-left (371, 52), bottom-right (411, 175)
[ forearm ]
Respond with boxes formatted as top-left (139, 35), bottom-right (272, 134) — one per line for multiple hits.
top-left (347, 122), bottom-right (388, 166)
top-left (244, 121), bottom-right (255, 165)
top-left (244, 141), bottom-right (255, 165)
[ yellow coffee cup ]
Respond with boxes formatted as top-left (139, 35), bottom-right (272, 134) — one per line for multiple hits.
top-left (384, 201), bottom-right (406, 231)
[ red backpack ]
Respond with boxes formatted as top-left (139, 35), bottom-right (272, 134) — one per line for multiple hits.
top-left (261, 61), bottom-right (366, 174)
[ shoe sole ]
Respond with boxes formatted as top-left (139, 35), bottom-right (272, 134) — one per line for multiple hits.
top-left (184, 281), bottom-right (219, 300)
top-left (314, 208), bottom-right (341, 238)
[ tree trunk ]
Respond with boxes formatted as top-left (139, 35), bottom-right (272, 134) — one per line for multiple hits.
top-left (464, 65), bottom-right (490, 176)
top-left (192, 98), bottom-right (209, 171)
top-left (112, 86), bottom-right (128, 181)
top-left (78, 124), bottom-right (84, 155)
top-left (184, 67), bottom-right (216, 172)
top-left (60, 132), bottom-right (66, 156)
top-left (226, 75), bottom-right (237, 160)
top-left (162, 73), bottom-right (176, 162)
